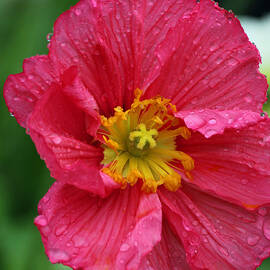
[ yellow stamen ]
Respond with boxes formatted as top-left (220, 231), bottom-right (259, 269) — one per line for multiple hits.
top-left (99, 89), bottom-right (194, 193)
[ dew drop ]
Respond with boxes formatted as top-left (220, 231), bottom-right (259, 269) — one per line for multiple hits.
top-left (263, 218), bottom-right (270, 240)
top-left (244, 94), bottom-right (252, 103)
top-left (48, 249), bottom-right (70, 263)
top-left (247, 235), bottom-right (260, 246)
top-left (46, 33), bottom-right (53, 42)
top-left (263, 136), bottom-right (270, 143)
top-left (184, 115), bottom-right (205, 129)
top-left (61, 42), bottom-right (66, 48)
top-left (74, 8), bottom-right (82, 16)
top-left (35, 215), bottom-right (48, 227)
top-left (215, 57), bottom-right (223, 64)
top-left (120, 243), bottom-right (130, 251)
top-left (205, 129), bottom-right (217, 138)
top-left (261, 112), bottom-right (266, 117)
top-left (66, 241), bottom-right (73, 247)
top-left (51, 135), bottom-right (62, 145)
top-left (27, 97), bottom-right (34, 102)
top-left (28, 74), bottom-right (34, 80)
top-left (9, 113), bottom-right (14, 117)
top-left (73, 235), bottom-right (87, 247)
top-left (241, 179), bottom-right (248, 185)
top-left (209, 44), bottom-right (218, 52)
top-left (208, 118), bottom-right (217, 125)
top-left (226, 58), bottom-right (238, 66)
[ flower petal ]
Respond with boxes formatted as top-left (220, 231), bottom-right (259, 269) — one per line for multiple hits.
top-left (159, 185), bottom-right (270, 270)
top-left (176, 109), bottom-right (264, 138)
top-left (35, 182), bottom-right (162, 270)
top-left (180, 118), bottom-right (270, 207)
top-left (48, 0), bottom-right (196, 113)
top-left (145, 0), bottom-right (267, 112)
top-left (140, 219), bottom-right (190, 270)
top-left (4, 55), bottom-right (58, 127)
top-left (27, 82), bottom-right (108, 196)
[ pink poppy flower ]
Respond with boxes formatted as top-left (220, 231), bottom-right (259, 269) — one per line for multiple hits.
top-left (4, 0), bottom-right (270, 269)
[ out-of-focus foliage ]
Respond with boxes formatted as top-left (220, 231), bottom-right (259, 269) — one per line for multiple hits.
top-left (0, 0), bottom-right (269, 269)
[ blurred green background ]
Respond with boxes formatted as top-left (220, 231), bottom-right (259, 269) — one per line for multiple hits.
top-left (0, 0), bottom-right (270, 269)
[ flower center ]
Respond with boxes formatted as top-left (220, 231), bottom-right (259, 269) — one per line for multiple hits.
top-left (99, 89), bottom-right (194, 193)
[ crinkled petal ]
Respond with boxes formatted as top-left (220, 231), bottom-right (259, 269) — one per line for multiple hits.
top-left (180, 118), bottom-right (270, 207)
top-left (61, 66), bottom-right (100, 138)
top-left (140, 219), bottom-right (190, 270)
top-left (35, 182), bottom-right (162, 270)
top-left (4, 55), bottom-right (58, 127)
top-left (145, 0), bottom-right (267, 112)
top-left (159, 185), bottom-right (270, 270)
top-left (176, 109), bottom-right (264, 138)
top-left (27, 82), bottom-right (109, 196)
top-left (48, 0), bottom-right (196, 114)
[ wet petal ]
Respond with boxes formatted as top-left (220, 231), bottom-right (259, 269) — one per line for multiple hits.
top-left (180, 118), bottom-right (270, 207)
top-left (35, 182), bottom-right (162, 270)
top-left (4, 55), bottom-right (58, 127)
top-left (49, 0), bottom-right (196, 113)
top-left (28, 82), bottom-right (108, 196)
top-left (140, 219), bottom-right (190, 270)
top-left (159, 185), bottom-right (270, 270)
top-left (145, 0), bottom-right (267, 112)
top-left (176, 109), bottom-right (263, 138)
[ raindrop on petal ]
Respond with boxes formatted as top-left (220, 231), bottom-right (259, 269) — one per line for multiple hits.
top-left (247, 235), bottom-right (260, 246)
top-left (184, 115), bottom-right (205, 129)
top-left (48, 249), bottom-right (70, 263)
top-left (120, 243), bottom-right (130, 252)
top-left (208, 118), bottom-right (217, 125)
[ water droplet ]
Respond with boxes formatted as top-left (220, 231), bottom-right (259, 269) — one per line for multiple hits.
top-left (244, 94), bottom-right (252, 103)
top-left (46, 33), bottom-right (53, 42)
top-left (258, 207), bottom-right (268, 216)
top-left (35, 215), bottom-right (48, 227)
top-left (208, 118), bottom-right (216, 125)
top-left (73, 235), bottom-right (87, 247)
top-left (74, 8), bottom-right (82, 16)
top-left (263, 136), bottom-right (270, 143)
top-left (9, 113), bottom-right (14, 117)
top-left (227, 118), bottom-right (234, 124)
top-left (61, 42), bottom-right (66, 48)
top-left (241, 179), bottom-right (248, 185)
top-left (184, 115), bottom-right (205, 129)
top-left (261, 112), bottom-right (265, 117)
top-left (55, 224), bottom-right (68, 236)
top-left (51, 135), bottom-right (62, 145)
top-left (205, 129), bottom-right (217, 138)
top-left (48, 249), bottom-right (70, 263)
top-left (120, 243), bottom-right (130, 251)
top-left (28, 74), bottom-right (34, 80)
top-left (66, 241), bottom-right (73, 247)
top-left (226, 58), bottom-right (238, 66)
top-left (27, 96), bottom-right (34, 102)
top-left (215, 57), bottom-right (223, 64)
top-left (247, 235), bottom-right (260, 246)
top-left (192, 220), bottom-right (199, 226)
top-left (209, 44), bottom-right (218, 52)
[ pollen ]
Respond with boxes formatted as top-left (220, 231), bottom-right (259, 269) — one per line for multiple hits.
top-left (100, 89), bottom-right (194, 193)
